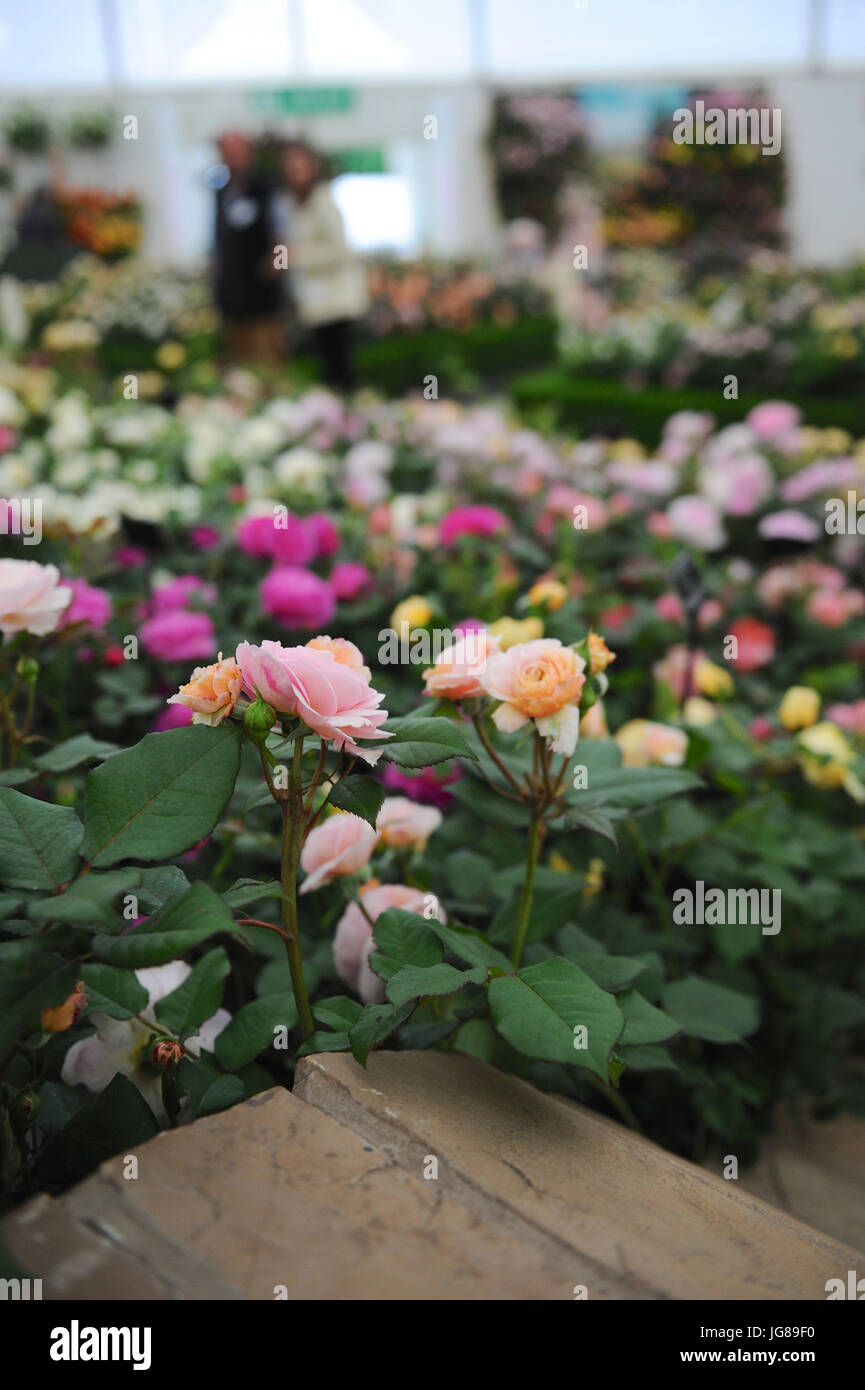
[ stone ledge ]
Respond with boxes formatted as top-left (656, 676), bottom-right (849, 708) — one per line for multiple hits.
top-left (3, 1052), bottom-right (861, 1300)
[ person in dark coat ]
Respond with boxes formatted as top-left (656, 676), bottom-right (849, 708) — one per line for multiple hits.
top-left (212, 131), bottom-right (283, 362)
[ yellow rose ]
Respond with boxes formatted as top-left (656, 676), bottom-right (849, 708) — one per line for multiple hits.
top-left (527, 578), bottom-right (568, 612)
top-left (488, 616), bottom-right (543, 650)
top-left (42, 981), bottom-right (87, 1033)
top-left (779, 686), bottom-right (820, 731)
top-left (615, 719), bottom-right (688, 768)
top-left (797, 722), bottom-right (865, 801)
top-left (390, 596), bottom-right (433, 631)
top-left (155, 340), bottom-right (186, 370)
top-left (695, 657), bottom-right (733, 698)
top-left (683, 696), bottom-right (717, 726)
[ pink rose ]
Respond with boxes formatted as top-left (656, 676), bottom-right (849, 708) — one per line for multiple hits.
top-left (152, 575), bottom-right (217, 613)
top-left (333, 883), bottom-right (442, 1002)
top-left (236, 639), bottom-right (389, 763)
top-left (237, 512), bottom-right (315, 565)
top-left (154, 703), bottom-right (193, 732)
top-left (112, 546), bottom-right (147, 567)
top-left (305, 513), bottom-right (340, 557)
top-left (700, 455), bottom-right (774, 516)
top-left (331, 562), bottom-right (372, 601)
top-left (746, 400), bottom-right (802, 440)
top-left (439, 505), bottom-right (509, 547)
top-left (807, 588), bottom-right (865, 627)
top-left (422, 628), bottom-right (501, 700)
top-left (376, 797), bottom-right (442, 848)
top-left (59, 578), bottom-right (111, 632)
top-left (300, 813), bottom-right (377, 893)
top-left (728, 617), bottom-right (775, 673)
top-left (140, 610), bottom-right (215, 662)
top-left (666, 496), bottom-right (727, 551)
top-left (261, 567), bottom-right (336, 630)
top-left (758, 510), bottom-right (820, 543)
top-left (190, 525), bottom-right (221, 550)
top-left (0, 559), bottom-right (71, 638)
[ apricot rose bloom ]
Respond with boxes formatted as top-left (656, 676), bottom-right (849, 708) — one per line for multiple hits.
top-left (167, 654), bottom-right (242, 726)
top-left (588, 632), bottom-right (616, 676)
top-left (376, 796), bottom-right (442, 849)
top-left (615, 719), bottom-right (688, 768)
top-left (481, 637), bottom-right (586, 755)
top-left (306, 635), bottom-right (371, 682)
top-left (42, 981), bottom-right (87, 1034)
top-left (236, 639), bottom-right (389, 764)
top-left (299, 812), bottom-right (377, 893)
top-left (422, 628), bottom-right (501, 699)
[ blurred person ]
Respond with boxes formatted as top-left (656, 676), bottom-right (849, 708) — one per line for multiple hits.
top-left (279, 140), bottom-right (368, 391)
top-left (212, 131), bottom-right (283, 363)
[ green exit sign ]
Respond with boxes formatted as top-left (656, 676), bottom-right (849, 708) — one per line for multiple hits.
top-left (250, 87), bottom-right (356, 116)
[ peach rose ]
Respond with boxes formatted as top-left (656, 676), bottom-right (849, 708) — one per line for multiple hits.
top-left (306, 635), bottom-right (371, 682)
top-left (376, 797), bottom-right (442, 849)
top-left (615, 719), bottom-right (688, 768)
top-left (588, 632), bottom-right (616, 676)
top-left (481, 637), bottom-right (586, 755)
top-left (42, 980), bottom-right (87, 1033)
top-left (300, 812), bottom-right (377, 893)
top-left (422, 628), bottom-right (501, 699)
top-left (167, 654), bottom-right (242, 726)
top-left (236, 639), bottom-right (389, 764)
top-left (0, 559), bottom-right (71, 638)
top-left (333, 883), bottom-right (444, 1003)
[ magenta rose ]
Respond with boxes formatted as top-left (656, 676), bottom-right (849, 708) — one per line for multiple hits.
top-left (152, 575), bottom-right (217, 613)
top-left (59, 578), bottom-right (112, 632)
top-left (140, 610), bottom-right (215, 662)
top-left (236, 639), bottom-right (389, 763)
top-left (237, 512), bottom-right (315, 565)
top-left (331, 561), bottom-right (372, 601)
top-left (261, 566), bottom-right (336, 629)
top-left (439, 505), bottom-right (510, 547)
top-left (305, 513), bottom-right (340, 557)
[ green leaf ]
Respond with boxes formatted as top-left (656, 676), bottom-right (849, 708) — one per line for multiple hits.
top-left (215, 993), bottom-right (298, 1069)
top-left (92, 881), bottom-right (248, 967)
top-left (38, 1074), bottom-right (160, 1189)
top-left (35, 735), bottom-right (120, 773)
top-left (0, 787), bottom-right (83, 890)
top-left (426, 919), bottom-right (513, 972)
top-left (326, 776), bottom-right (385, 828)
top-left (488, 957), bottom-right (624, 1079)
top-left (377, 717), bottom-right (478, 769)
top-left (175, 1057), bottom-right (243, 1116)
top-left (313, 996), bottom-right (364, 1030)
top-left (136, 866), bottom-right (190, 913)
top-left (221, 878), bottom-right (283, 909)
top-left (348, 1001), bottom-right (413, 1066)
top-left (560, 804), bottom-right (618, 845)
top-left (575, 953), bottom-right (647, 994)
top-left (296, 1030), bottom-right (351, 1056)
top-left (27, 869), bottom-right (141, 928)
top-left (662, 976), bottom-right (759, 1043)
top-left (617, 1043), bottom-right (679, 1072)
top-left (155, 948), bottom-right (230, 1039)
top-left (80, 964), bottom-right (149, 1019)
top-left (618, 989), bottom-right (681, 1045)
top-left (386, 962), bottom-right (486, 1007)
top-left (80, 723), bottom-right (242, 868)
top-left (575, 765), bottom-right (702, 811)
top-left (369, 907), bottom-right (443, 981)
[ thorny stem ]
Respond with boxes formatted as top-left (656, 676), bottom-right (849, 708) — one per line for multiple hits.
top-left (509, 811), bottom-right (543, 968)
top-left (280, 738), bottom-right (314, 1039)
top-left (472, 713), bottom-right (526, 798)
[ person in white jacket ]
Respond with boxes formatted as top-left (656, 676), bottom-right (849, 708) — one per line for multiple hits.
top-left (280, 141), bottom-right (369, 391)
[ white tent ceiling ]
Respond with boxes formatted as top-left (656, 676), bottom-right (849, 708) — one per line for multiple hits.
top-left (1, 0), bottom-right (864, 88)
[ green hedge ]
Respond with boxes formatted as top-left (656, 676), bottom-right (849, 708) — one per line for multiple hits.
top-left (355, 315), bottom-right (558, 394)
top-left (509, 370), bottom-right (865, 445)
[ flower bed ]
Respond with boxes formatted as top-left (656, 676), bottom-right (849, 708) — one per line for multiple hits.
top-left (1, 365), bottom-right (864, 1210)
